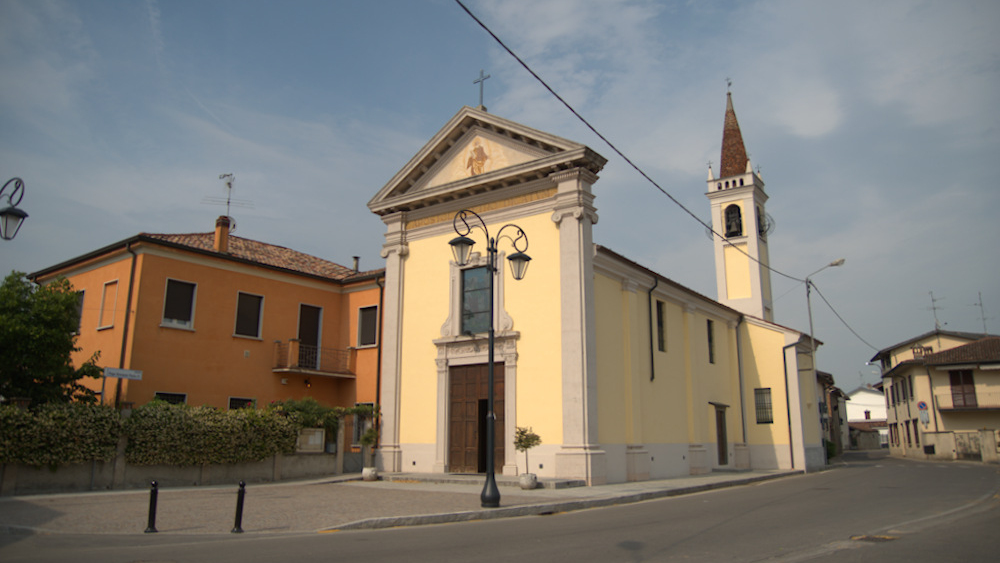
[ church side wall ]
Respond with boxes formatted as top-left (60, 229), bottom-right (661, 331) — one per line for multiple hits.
top-left (740, 322), bottom-right (794, 469)
top-left (594, 263), bottom-right (759, 480)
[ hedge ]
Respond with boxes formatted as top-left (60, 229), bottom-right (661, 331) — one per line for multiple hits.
top-left (124, 401), bottom-right (299, 466)
top-left (0, 400), bottom-right (375, 468)
top-left (0, 403), bottom-right (122, 467)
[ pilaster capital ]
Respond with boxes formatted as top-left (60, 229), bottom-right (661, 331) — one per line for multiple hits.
top-left (552, 206), bottom-right (599, 226)
top-left (380, 243), bottom-right (409, 259)
top-left (621, 278), bottom-right (639, 294)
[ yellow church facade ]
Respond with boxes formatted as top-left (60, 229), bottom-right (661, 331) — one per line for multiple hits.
top-left (368, 103), bottom-right (824, 485)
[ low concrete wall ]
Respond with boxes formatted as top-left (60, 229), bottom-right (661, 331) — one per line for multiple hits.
top-left (1, 453), bottom-right (341, 496)
top-left (897, 430), bottom-right (999, 463)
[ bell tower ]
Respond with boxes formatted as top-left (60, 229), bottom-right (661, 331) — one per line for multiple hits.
top-left (706, 92), bottom-right (773, 321)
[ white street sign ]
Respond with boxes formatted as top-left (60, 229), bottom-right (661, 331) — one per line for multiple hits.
top-left (104, 368), bottom-right (143, 381)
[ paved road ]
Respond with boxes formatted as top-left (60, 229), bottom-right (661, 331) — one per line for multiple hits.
top-left (0, 467), bottom-right (797, 536)
top-left (2, 452), bottom-right (998, 562)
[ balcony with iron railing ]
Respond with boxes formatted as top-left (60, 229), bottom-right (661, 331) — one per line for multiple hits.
top-left (273, 339), bottom-right (355, 379)
top-left (934, 390), bottom-right (1000, 411)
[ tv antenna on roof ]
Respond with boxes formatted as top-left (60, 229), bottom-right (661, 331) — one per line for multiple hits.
top-left (971, 291), bottom-right (992, 335)
top-left (928, 291), bottom-right (946, 330)
top-left (202, 174), bottom-right (254, 231)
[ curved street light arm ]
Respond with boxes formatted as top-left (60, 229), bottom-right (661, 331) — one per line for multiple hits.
top-left (453, 209), bottom-right (490, 242)
top-left (494, 223), bottom-right (529, 255)
top-left (1, 178), bottom-right (25, 207)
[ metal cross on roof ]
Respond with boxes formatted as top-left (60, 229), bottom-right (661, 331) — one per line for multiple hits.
top-left (473, 69), bottom-right (491, 108)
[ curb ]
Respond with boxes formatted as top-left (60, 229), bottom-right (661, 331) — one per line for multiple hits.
top-left (325, 470), bottom-right (802, 531)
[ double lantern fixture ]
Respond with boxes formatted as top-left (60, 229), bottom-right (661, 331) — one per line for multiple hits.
top-left (448, 209), bottom-right (531, 508)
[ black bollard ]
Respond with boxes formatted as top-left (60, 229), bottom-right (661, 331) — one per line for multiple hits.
top-left (144, 481), bottom-right (158, 533)
top-left (231, 480), bottom-right (246, 534)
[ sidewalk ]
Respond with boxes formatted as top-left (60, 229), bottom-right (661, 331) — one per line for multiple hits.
top-left (0, 469), bottom-right (802, 536)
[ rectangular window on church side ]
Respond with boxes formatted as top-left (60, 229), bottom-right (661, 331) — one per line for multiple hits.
top-left (755, 388), bottom-right (773, 424)
top-left (656, 300), bottom-right (666, 352)
top-left (707, 319), bottom-right (715, 364)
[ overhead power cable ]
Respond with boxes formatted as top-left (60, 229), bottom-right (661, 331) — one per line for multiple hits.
top-left (454, 0), bottom-right (804, 284)
top-left (455, 0), bottom-right (882, 353)
top-left (810, 282), bottom-right (880, 351)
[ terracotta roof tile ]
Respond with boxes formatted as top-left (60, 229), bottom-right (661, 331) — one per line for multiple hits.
top-left (923, 336), bottom-right (1000, 365)
top-left (144, 232), bottom-right (361, 281)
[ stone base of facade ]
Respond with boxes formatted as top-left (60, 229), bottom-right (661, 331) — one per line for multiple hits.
top-left (625, 445), bottom-right (650, 482)
top-left (555, 445), bottom-right (607, 485)
top-left (688, 444), bottom-right (710, 475)
top-left (734, 443), bottom-right (750, 469)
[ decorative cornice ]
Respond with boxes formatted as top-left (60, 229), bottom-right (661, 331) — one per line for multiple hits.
top-left (405, 187), bottom-right (556, 230)
top-left (550, 167), bottom-right (599, 186)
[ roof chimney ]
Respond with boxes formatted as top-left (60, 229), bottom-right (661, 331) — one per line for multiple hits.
top-left (352, 256), bottom-right (360, 273)
top-left (214, 216), bottom-right (231, 253)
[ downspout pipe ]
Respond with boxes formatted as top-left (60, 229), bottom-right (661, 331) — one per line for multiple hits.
top-left (736, 317), bottom-right (747, 444)
top-left (115, 242), bottom-right (138, 408)
top-left (782, 341), bottom-right (797, 469)
top-left (375, 275), bottom-right (385, 445)
top-left (926, 365), bottom-right (938, 433)
top-left (648, 276), bottom-right (659, 381)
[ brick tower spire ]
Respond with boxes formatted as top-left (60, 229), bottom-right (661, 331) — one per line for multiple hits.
top-left (706, 91), bottom-right (773, 321)
top-left (720, 92), bottom-right (749, 177)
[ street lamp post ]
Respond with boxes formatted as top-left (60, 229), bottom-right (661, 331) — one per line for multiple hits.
top-left (449, 209), bottom-right (531, 508)
top-left (0, 178), bottom-right (28, 241)
top-left (805, 258), bottom-right (845, 381)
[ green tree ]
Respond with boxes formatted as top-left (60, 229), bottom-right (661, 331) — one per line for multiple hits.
top-left (0, 271), bottom-right (102, 404)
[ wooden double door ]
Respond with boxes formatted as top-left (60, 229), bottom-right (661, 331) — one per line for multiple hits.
top-left (448, 363), bottom-right (504, 474)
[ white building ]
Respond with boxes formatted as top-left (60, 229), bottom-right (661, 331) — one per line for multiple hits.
top-left (846, 385), bottom-right (887, 448)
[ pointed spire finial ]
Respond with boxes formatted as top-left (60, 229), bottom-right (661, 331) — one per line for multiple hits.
top-left (719, 89), bottom-right (749, 178)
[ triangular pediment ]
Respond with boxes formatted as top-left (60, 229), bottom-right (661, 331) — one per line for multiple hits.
top-left (369, 106), bottom-right (606, 216)
top-left (416, 128), bottom-right (550, 192)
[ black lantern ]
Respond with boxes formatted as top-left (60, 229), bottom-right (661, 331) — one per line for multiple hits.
top-left (0, 178), bottom-right (28, 241)
top-left (449, 235), bottom-right (476, 267)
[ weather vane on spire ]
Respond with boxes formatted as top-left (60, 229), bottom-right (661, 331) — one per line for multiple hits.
top-left (726, 77), bottom-right (732, 93)
top-left (474, 69), bottom-right (491, 108)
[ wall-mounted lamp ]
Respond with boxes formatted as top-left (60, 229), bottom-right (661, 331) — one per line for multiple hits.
top-left (304, 378), bottom-right (311, 388)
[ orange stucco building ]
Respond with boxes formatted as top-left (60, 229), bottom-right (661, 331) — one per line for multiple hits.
top-left (30, 216), bottom-right (384, 411)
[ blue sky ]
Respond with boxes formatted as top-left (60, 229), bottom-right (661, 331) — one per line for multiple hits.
top-left (2, 0), bottom-right (998, 389)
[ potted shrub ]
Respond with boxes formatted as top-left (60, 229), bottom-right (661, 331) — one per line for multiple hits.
top-left (515, 426), bottom-right (542, 490)
top-left (360, 425), bottom-right (379, 481)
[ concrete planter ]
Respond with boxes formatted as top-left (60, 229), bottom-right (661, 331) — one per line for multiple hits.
top-left (362, 467), bottom-right (379, 481)
top-left (518, 473), bottom-right (538, 490)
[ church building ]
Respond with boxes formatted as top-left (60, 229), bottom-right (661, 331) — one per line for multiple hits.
top-left (368, 95), bottom-right (825, 485)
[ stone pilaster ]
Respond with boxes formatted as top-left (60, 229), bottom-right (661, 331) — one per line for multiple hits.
top-left (376, 212), bottom-right (408, 473)
top-left (550, 168), bottom-right (606, 485)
